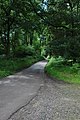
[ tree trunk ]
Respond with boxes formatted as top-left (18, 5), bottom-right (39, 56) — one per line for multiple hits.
top-left (30, 32), bottom-right (33, 46)
top-left (25, 32), bottom-right (28, 46)
top-left (70, 2), bottom-right (74, 37)
top-left (6, 19), bottom-right (10, 57)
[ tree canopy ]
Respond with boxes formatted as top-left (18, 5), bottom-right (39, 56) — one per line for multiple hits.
top-left (0, 0), bottom-right (80, 62)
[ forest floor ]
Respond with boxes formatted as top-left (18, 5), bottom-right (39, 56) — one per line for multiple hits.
top-left (0, 61), bottom-right (80, 120)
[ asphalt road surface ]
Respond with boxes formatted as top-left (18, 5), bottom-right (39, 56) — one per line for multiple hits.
top-left (0, 61), bottom-right (80, 120)
top-left (0, 61), bottom-right (47, 120)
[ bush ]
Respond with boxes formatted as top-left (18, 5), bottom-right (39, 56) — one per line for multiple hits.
top-left (45, 56), bottom-right (80, 84)
top-left (70, 63), bottom-right (80, 73)
top-left (14, 45), bottom-right (36, 57)
top-left (65, 36), bottom-right (80, 62)
top-left (33, 40), bottom-right (41, 54)
top-left (47, 56), bottom-right (65, 68)
top-left (0, 56), bottom-right (41, 78)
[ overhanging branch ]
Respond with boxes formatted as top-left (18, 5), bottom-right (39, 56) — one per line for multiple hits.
top-left (29, 0), bottom-right (69, 29)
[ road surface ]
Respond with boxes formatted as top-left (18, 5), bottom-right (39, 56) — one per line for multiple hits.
top-left (0, 61), bottom-right (80, 120)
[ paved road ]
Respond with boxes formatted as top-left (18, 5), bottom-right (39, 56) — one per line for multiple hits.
top-left (0, 61), bottom-right (47, 120)
top-left (0, 61), bottom-right (80, 120)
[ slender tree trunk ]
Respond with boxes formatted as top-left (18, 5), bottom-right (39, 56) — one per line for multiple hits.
top-left (71, 6), bottom-right (74, 37)
top-left (30, 32), bottom-right (33, 46)
top-left (77, 1), bottom-right (79, 16)
top-left (26, 34), bottom-right (29, 46)
top-left (77, 1), bottom-right (79, 36)
top-left (24, 32), bottom-right (28, 46)
top-left (68, 1), bottom-right (74, 37)
top-left (6, 19), bottom-right (10, 57)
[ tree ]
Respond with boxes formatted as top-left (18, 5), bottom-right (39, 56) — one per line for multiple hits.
top-left (0, 0), bottom-right (42, 57)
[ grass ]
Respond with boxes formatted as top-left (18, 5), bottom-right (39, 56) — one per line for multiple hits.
top-left (45, 57), bottom-right (80, 84)
top-left (0, 56), bottom-right (42, 78)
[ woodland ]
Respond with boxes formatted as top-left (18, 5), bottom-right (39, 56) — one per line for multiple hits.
top-left (0, 0), bottom-right (80, 83)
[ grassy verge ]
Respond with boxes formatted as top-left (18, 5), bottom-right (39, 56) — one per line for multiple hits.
top-left (0, 56), bottom-right (42, 78)
top-left (45, 57), bottom-right (80, 84)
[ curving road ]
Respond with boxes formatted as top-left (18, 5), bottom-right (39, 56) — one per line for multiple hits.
top-left (0, 61), bottom-right (80, 120)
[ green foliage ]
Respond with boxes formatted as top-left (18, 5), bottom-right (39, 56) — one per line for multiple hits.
top-left (33, 40), bottom-right (41, 54)
top-left (66, 37), bottom-right (80, 62)
top-left (1, 0), bottom-right (80, 65)
top-left (49, 38), bottom-right (67, 57)
top-left (41, 46), bottom-right (46, 57)
top-left (0, 70), bottom-right (11, 77)
top-left (14, 45), bottom-right (36, 57)
top-left (44, 0), bottom-right (80, 62)
top-left (0, 0), bottom-right (42, 56)
top-left (34, 54), bottom-right (44, 61)
top-left (45, 57), bottom-right (80, 84)
top-left (46, 56), bottom-right (65, 67)
top-left (47, 36), bottom-right (80, 62)
top-left (0, 56), bottom-right (41, 78)
top-left (45, 55), bottom-right (51, 61)
top-left (70, 63), bottom-right (80, 73)
top-left (0, 45), bottom-right (5, 55)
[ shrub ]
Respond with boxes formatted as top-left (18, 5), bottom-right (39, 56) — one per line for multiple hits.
top-left (47, 56), bottom-right (65, 67)
top-left (70, 63), bottom-right (80, 73)
top-left (33, 40), bottom-right (41, 54)
top-left (14, 45), bottom-right (36, 57)
top-left (0, 56), bottom-right (42, 78)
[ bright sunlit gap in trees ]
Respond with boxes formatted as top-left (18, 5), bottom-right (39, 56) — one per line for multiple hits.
top-left (41, 0), bottom-right (48, 11)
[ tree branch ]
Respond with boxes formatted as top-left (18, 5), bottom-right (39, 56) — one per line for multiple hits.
top-left (29, 0), bottom-right (69, 29)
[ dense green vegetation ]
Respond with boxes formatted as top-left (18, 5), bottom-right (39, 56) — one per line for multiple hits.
top-left (0, 0), bottom-right (45, 78)
top-left (1, 0), bottom-right (80, 60)
top-left (0, 55), bottom-right (43, 78)
top-left (0, 0), bottom-right (80, 82)
top-left (45, 57), bottom-right (80, 84)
